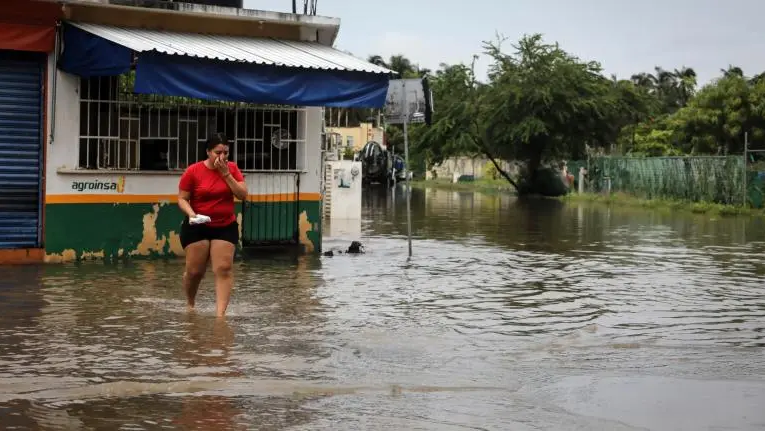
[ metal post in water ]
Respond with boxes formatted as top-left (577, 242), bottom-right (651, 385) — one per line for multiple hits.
top-left (402, 81), bottom-right (413, 257)
top-left (391, 139), bottom-right (396, 187)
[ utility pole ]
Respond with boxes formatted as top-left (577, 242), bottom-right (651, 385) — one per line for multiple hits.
top-left (292, 0), bottom-right (316, 15)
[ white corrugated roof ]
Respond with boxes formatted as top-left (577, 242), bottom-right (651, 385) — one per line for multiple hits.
top-left (69, 22), bottom-right (394, 75)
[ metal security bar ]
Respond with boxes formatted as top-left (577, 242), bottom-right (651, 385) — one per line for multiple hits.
top-left (78, 75), bottom-right (307, 172)
top-left (241, 172), bottom-right (301, 247)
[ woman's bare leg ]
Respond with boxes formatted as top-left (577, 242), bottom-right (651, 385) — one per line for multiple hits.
top-left (209, 239), bottom-right (236, 317)
top-left (183, 240), bottom-right (210, 310)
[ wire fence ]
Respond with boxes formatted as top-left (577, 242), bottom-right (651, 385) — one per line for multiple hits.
top-left (580, 156), bottom-right (747, 206)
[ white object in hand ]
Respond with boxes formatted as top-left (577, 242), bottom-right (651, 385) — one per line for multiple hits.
top-left (189, 214), bottom-right (211, 225)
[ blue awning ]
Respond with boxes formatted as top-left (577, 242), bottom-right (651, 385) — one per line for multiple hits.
top-left (58, 22), bottom-right (394, 108)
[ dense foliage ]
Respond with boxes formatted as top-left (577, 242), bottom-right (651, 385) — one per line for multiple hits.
top-left (332, 34), bottom-right (765, 195)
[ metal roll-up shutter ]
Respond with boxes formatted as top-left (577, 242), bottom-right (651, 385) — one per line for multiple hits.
top-left (0, 50), bottom-right (44, 249)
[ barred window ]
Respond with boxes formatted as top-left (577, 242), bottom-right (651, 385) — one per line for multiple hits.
top-left (78, 74), bottom-right (307, 172)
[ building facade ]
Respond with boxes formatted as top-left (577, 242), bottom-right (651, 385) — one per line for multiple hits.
top-left (0, 0), bottom-right (392, 264)
top-left (325, 122), bottom-right (385, 152)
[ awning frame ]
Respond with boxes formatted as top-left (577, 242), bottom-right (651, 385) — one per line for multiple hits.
top-left (58, 22), bottom-right (394, 109)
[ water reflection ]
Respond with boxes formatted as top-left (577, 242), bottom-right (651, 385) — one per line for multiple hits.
top-left (0, 186), bottom-right (764, 430)
top-left (372, 186), bottom-right (761, 252)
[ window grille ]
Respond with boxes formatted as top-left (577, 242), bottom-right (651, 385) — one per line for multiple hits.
top-left (78, 74), bottom-right (307, 172)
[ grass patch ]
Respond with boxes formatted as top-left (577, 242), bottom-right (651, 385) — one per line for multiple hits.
top-left (560, 192), bottom-right (764, 217)
top-left (409, 178), bottom-right (516, 194)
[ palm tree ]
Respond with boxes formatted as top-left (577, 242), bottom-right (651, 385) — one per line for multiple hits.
top-left (630, 72), bottom-right (656, 92)
top-left (630, 66), bottom-right (696, 112)
top-left (367, 55), bottom-right (388, 68)
top-left (750, 72), bottom-right (765, 85)
top-left (721, 65), bottom-right (744, 78)
top-left (326, 54), bottom-right (428, 129)
top-left (388, 55), bottom-right (415, 77)
top-left (674, 66), bottom-right (697, 107)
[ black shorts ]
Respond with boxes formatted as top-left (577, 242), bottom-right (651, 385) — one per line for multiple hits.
top-left (179, 219), bottom-right (239, 249)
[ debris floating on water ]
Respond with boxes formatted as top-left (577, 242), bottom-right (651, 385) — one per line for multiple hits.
top-left (322, 241), bottom-right (365, 257)
top-left (346, 241), bottom-right (364, 254)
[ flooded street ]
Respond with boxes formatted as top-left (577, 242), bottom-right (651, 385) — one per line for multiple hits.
top-left (2, 187), bottom-right (765, 430)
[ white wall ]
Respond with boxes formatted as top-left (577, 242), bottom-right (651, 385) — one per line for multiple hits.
top-left (427, 156), bottom-right (519, 181)
top-left (303, 105), bottom-right (322, 195)
top-left (326, 160), bottom-right (362, 220)
top-left (46, 69), bottom-right (323, 198)
top-left (46, 63), bottom-right (80, 181)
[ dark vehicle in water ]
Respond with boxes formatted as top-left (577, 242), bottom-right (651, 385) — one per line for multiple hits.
top-left (357, 141), bottom-right (408, 187)
top-left (358, 141), bottom-right (391, 186)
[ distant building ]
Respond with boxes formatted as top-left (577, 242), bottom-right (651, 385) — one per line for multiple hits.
top-left (326, 123), bottom-right (385, 152)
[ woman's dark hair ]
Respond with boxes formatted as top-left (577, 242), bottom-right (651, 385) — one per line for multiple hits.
top-left (206, 133), bottom-right (229, 151)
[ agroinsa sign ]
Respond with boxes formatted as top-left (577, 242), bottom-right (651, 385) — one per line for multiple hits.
top-left (70, 177), bottom-right (125, 193)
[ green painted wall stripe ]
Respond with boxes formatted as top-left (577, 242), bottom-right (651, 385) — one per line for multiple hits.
top-left (43, 201), bottom-right (321, 261)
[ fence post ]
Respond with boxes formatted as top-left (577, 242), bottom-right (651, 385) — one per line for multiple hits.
top-left (743, 132), bottom-right (749, 207)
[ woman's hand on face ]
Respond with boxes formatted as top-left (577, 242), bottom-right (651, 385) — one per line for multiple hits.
top-left (214, 156), bottom-right (230, 176)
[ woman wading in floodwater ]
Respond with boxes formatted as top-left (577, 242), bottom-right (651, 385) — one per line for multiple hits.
top-left (177, 133), bottom-right (247, 317)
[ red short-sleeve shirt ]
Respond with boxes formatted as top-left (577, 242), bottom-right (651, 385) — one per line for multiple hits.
top-left (178, 161), bottom-right (245, 227)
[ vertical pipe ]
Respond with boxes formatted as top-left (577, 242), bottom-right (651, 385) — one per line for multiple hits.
top-left (49, 22), bottom-right (60, 146)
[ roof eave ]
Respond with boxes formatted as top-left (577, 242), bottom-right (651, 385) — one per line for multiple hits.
top-left (56, 0), bottom-right (341, 43)
top-left (64, 21), bottom-right (395, 75)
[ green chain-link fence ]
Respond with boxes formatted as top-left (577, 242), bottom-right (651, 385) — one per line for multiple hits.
top-left (746, 159), bottom-right (765, 208)
top-left (578, 156), bottom-right (747, 206)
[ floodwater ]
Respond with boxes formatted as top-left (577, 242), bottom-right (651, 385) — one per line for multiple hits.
top-left (2, 187), bottom-right (765, 431)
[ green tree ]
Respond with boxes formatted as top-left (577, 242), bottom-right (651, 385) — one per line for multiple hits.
top-left (626, 70), bottom-right (765, 155)
top-left (419, 34), bottom-right (629, 195)
top-left (360, 37), bottom-right (765, 187)
top-left (414, 61), bottom-right (482, 167)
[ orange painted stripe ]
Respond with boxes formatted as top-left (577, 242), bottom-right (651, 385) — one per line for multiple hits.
top-left (248, 192), bottom-right (321, 202)
top-left (45, 193), bottom-right (322, 204)
top-left (0, 248), bottom-right (45, 265)
top-left (46, 194), bottom-right (177, 204)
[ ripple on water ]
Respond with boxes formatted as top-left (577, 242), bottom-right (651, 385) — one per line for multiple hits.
top-left (0, 193), bottom-right (764, 429)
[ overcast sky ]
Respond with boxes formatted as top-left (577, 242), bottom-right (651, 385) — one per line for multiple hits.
top-left (244, 0), bottom-right (765, 86)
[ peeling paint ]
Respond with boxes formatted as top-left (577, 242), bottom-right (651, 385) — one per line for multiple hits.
top-left (131, 204), bottom-right (169, 256)
top-left (45, 248), bottom-right (128, 263)
top-left (298, 210), bottom-right (314, 253)
top-left (78, 250), bottom-right (107, 260)
top-left (43, 200), bottom-right (321, 262)
top-left (236, 212), bottom-right (243, 247)
top-left (168, 231), bottom-right (184, 256)
top-left (45, 249), bottom-right (82, 263)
